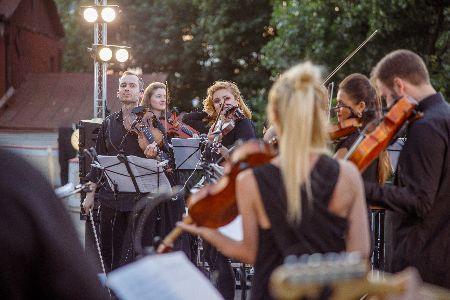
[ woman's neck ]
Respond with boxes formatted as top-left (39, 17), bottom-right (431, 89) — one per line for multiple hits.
top-left (150, 108), bottom-right (163, 119)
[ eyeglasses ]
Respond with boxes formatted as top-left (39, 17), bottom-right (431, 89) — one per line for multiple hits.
top-left (332, 103), bottom-right (353, 111)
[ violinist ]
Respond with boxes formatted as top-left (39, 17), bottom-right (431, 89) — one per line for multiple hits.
top-left (139, 82), bottom-right (173, 161)
top-left (365, 49), bottom-right (450, 289)
top-left (139, 82), bottom-right (190, 254)
top-left (178, 62), bottom-right (370, 299)
top-left (334, 74), bottom-right (392, 184)
top-left (82, 71), bottom-right (148, 271)
top-left (333, 74), bottom-right (392, 271)
top-left (182, 81), bottom-right (256, 300)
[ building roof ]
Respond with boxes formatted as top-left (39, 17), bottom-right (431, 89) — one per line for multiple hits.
top-left (0, 0), bottom-right (64, 38)
top-left (0, 0), bottom-right (21, 19)
top-left (0, 72), bottom-right (167, 130)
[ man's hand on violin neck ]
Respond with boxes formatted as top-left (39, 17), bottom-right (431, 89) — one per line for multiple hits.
top-left (144, 142), bottom-right (158, 158)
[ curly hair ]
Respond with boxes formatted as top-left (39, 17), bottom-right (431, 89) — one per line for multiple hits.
top-left (202, 81), bottom-right (252, 125)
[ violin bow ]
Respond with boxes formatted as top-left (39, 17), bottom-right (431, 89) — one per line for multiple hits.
top-left (164, 80), bottom-right (169, 131)
top-left (211, 100), bottom-right (226, 134)
top-left (322, 29), bottom-right (379, 85)
top-left (327, 82), bottom-right (334, 122)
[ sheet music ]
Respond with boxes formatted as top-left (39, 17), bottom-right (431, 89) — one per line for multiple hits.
top-left (106, 252), bottom-right (223, 300)
top-left (97, 155), bottom-right (171, 194)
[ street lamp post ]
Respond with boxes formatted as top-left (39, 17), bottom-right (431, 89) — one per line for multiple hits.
top-left (94, 0), bottom-right (107, 120)
top-left (83, 2), bottom-right (129, 120)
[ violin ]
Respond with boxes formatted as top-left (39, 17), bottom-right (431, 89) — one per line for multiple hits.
top-left (131, 106), bottom-right (171, 162)
top-left (345, 96), bottom-right (422, 172)
top-left (328, 118), bottom-right (362, 141)
top-left (212, 106), bottom-right (246, 138)
top-left (157, 139), bottom-right (277, 253)
top-left (164, 111), bottom-right (199, 139)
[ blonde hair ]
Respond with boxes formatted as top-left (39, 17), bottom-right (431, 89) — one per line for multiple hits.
top-left (203, 81), bottom-right (252, 125)
top-left (268, 62), bottom-right (329, 223)
top-left (141, 82), bottom-right (166, 108)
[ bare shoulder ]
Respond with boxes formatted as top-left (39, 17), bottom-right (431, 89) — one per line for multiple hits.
top-left (337, 159), bottom-right (361, 183)
top-left (236, 168), bottom-right (258, 192)
top-left (329, 159), bottom-right (363, 217)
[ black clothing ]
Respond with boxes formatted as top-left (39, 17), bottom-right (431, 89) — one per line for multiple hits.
top-left (86, 110), bottom-right (149, 211)
top-left (252, 155), bottom-right (347, 300)
top-left (335, 131), bottom-right (378, 182)
top-left (183, 111), bottom-right (256, 299)
top-left (364, 93), bottom-right (450, 288)
top-left (87, 110), bottom-right (185, 271)
top-left (335, 131), bottom-right (382, 269)
top-left (221, 118), bottom-right (256, 148)
top-left (0, 149), bottom-right (108, 299)
top-left (182, 111), bottom-right (209, 134)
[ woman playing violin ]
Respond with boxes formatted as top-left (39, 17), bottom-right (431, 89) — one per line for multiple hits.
top-left (139, 82), bottom-right (171, 160)
top-left (138, 82), bottom-right (189, 254)
top-left (184, 81), bottom-right (256, 300)
top-left (334, 74), bottom-right (391, 185)
top-left (203, 81), bottom-right (255, 152)
top-left (179, 62), bottom-right (370, 300)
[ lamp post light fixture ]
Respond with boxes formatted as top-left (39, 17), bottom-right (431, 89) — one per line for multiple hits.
top-left (82, 2), bottom-right (129, 120)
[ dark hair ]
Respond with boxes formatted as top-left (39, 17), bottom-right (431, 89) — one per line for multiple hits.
top-left (120, 71), bottom-right (144, 91)
top-left (372, 49), bottom-right (430, 88)
top-left (338, 73), bottom-right (380, 126)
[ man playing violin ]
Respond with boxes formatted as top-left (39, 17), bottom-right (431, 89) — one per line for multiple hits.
top-left (82, 71), bottom-right (169, 272)
top-left (366, 49), bottom-right (450, 288)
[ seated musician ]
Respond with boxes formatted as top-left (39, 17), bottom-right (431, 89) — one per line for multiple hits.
top-left (178, 62), bottom-right (371, 299)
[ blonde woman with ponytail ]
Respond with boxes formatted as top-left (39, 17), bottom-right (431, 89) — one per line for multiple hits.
top-left (178, 62), bottom-right (370, 299)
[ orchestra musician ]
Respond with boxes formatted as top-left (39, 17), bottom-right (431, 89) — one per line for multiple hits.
top-left (183, 80), bottom-right (256, 300)
top-left (333, 74), bottom-right (392, 270)
top-left (366, 49), bottom-right (450, 288)
top-left (178, 63), bottom-right (370, 299)
top-left (139, 82), bottom-right (188, 254)
top-left (82, 73), bottom-right (178, 272)
top-left (334, 73), bottom-right (391, 184)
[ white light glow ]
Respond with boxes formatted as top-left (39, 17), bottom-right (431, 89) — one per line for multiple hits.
top-left (98, 47), bottom-right (112, 61)
top-left (101, 7), bottom-right (116, 23)
top-left (83, 7), bottom-right (98, 23)
top-left (115, 49), bottom-right (129, 63)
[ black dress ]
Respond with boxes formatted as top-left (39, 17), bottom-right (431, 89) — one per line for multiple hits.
top-left (182, 112), bottom-right (256, 300)
top-left (252, 155), bottom-right (347, 300)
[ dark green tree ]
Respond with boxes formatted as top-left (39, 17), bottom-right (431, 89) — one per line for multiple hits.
top-left (54, 0), bottom-right (93, 72)
top-left (262, 0), bottom-right (449, 99)
top-left (194, 0), bottom-right (273, 130)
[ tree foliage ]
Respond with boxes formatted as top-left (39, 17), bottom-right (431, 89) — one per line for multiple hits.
top-left (262, 0), bottom-right (449, 98)
top-left (54, 0), bottom-right (449, 135)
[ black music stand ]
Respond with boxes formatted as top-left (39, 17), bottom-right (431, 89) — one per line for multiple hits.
top-left (172, 138), bottom-right (203, 171)
top-left (96, 154), bottom-right (171, 195)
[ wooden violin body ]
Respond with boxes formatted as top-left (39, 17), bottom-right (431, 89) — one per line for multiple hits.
top-left (165, 112), bottom-right (199, 139)
top-left (348, 96), bottom-right (421, 172)
top-left (328, 118), bottom-right (362, 141)
top-left (157, 139), bottom-right (277, 253)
